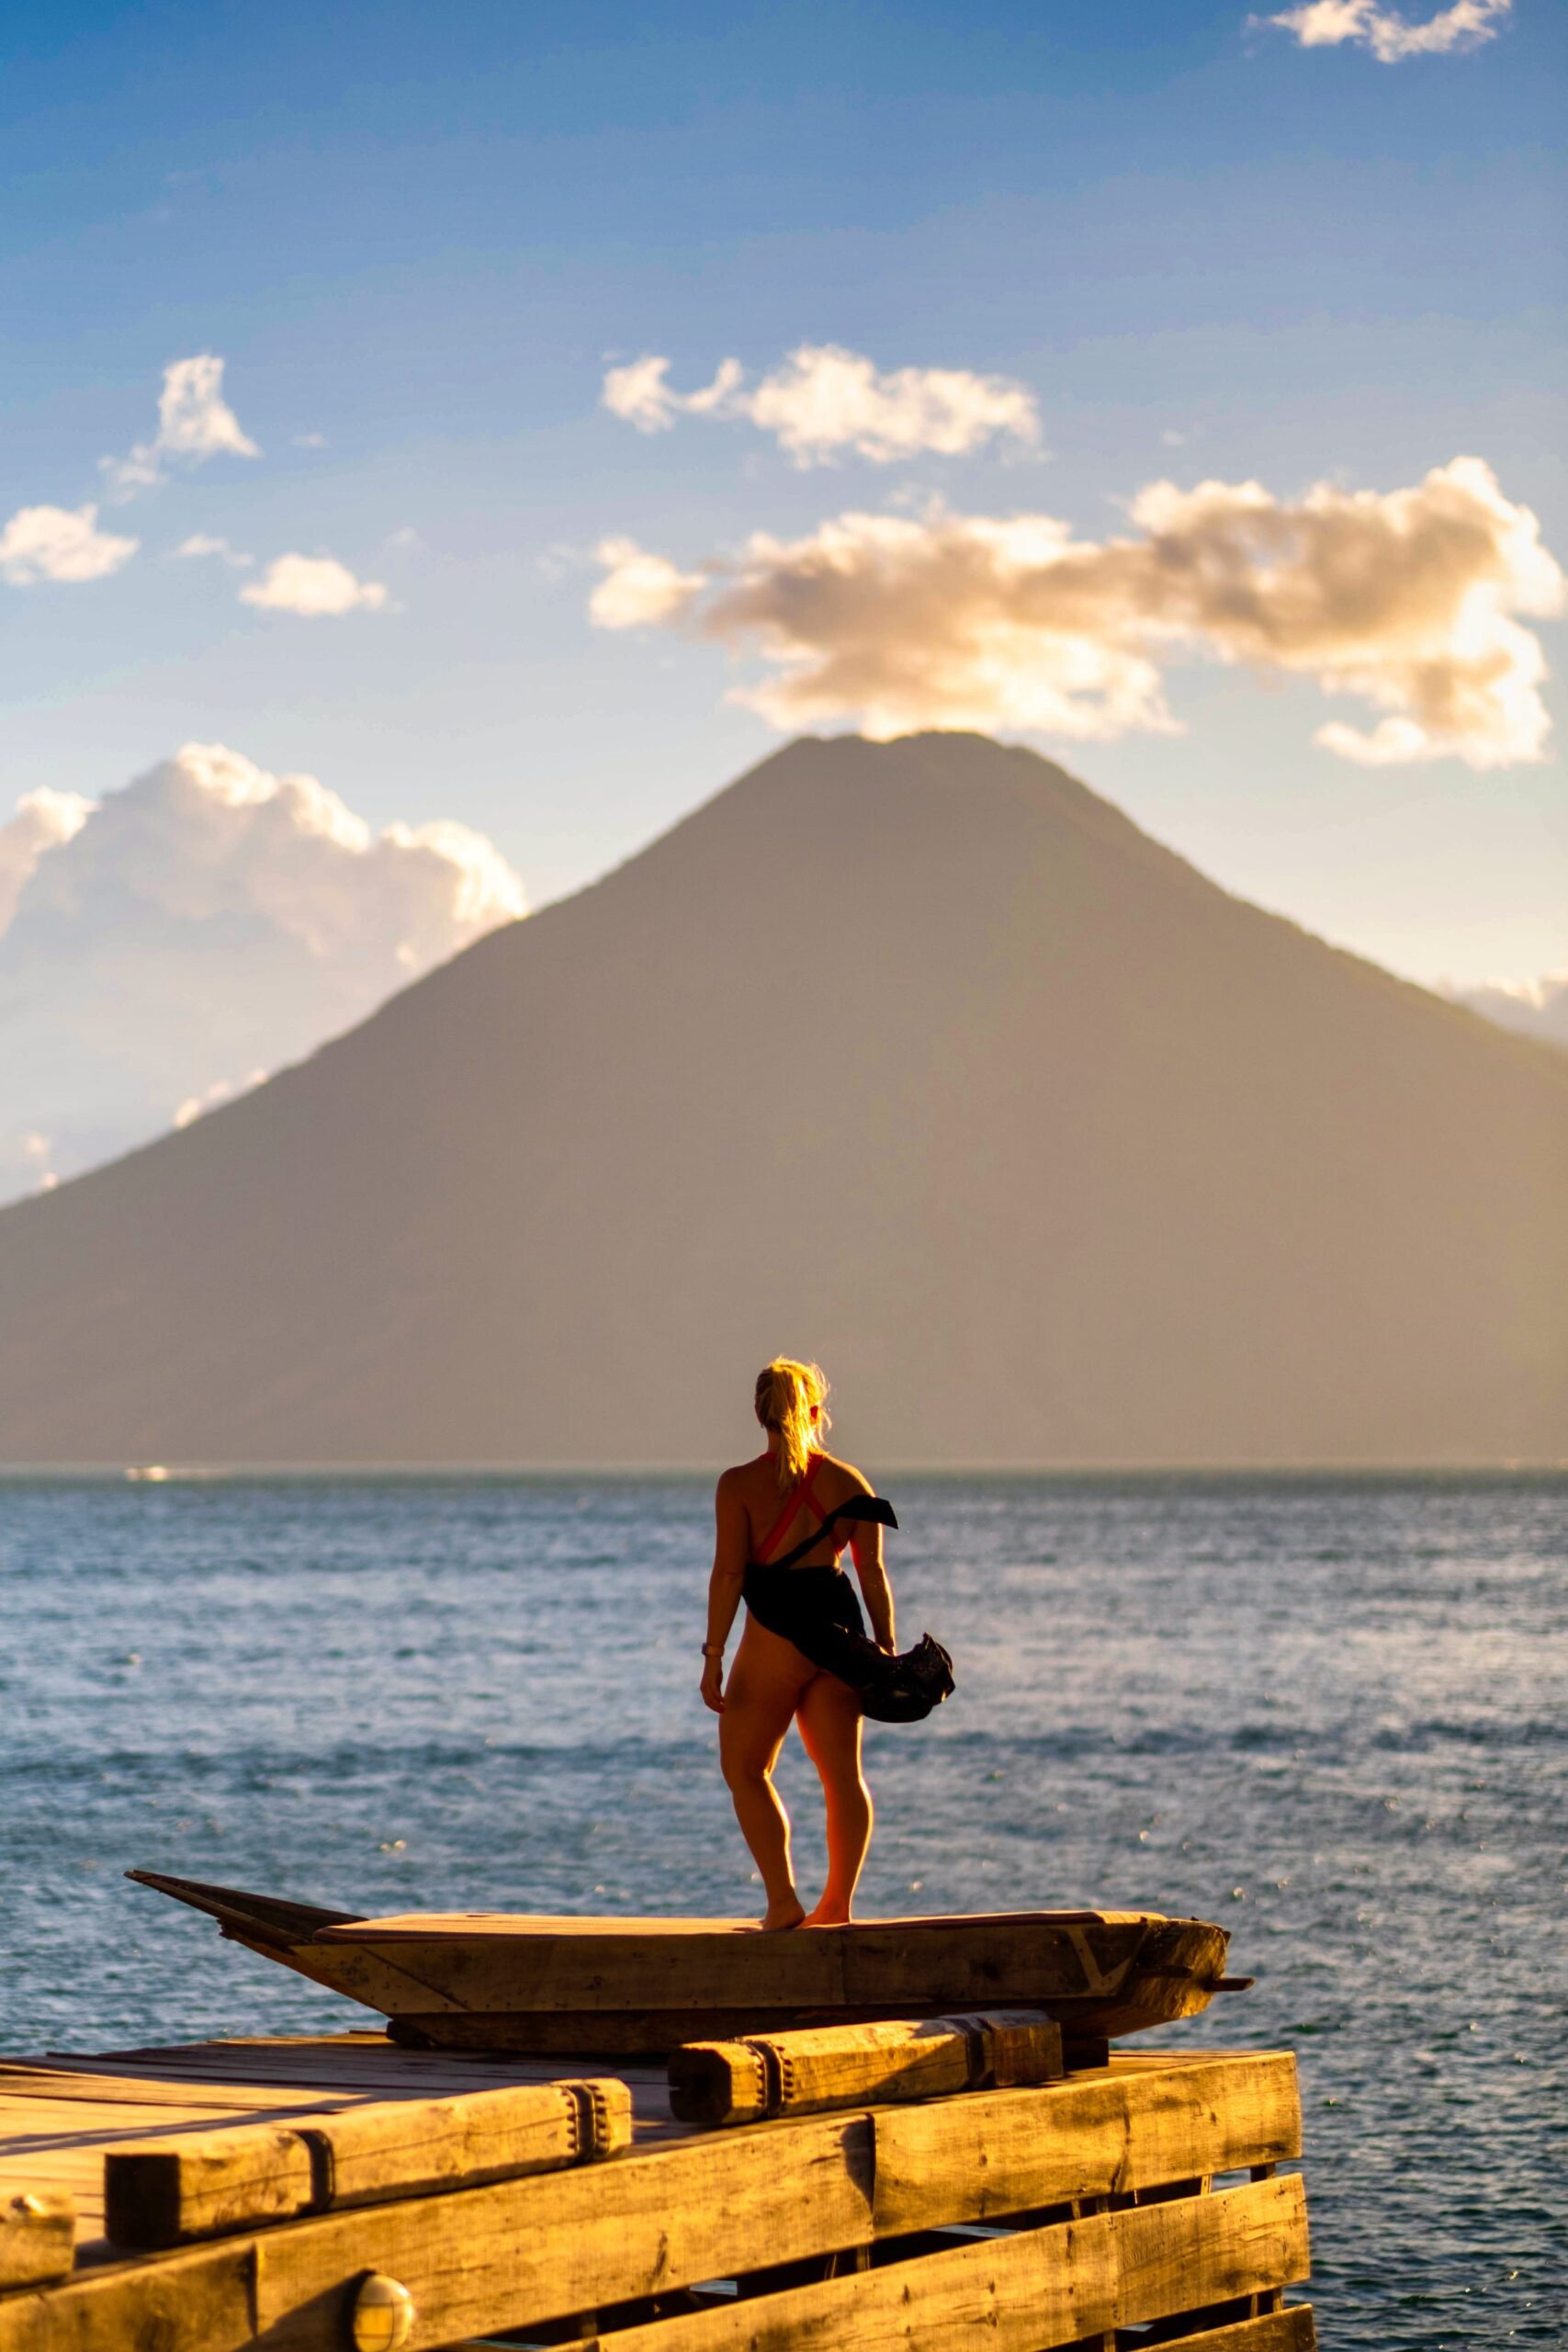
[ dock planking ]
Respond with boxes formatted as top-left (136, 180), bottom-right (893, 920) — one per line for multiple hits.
top-left (0, 2028), bottom-right (1311, 2349)
top-left (1, 1890), bottom-right (1310, 2352)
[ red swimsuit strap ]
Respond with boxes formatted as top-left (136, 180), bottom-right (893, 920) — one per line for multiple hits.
top-left (754, 1451), bottom-right (828, 1564)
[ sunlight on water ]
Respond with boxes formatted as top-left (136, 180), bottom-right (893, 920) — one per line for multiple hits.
top-left (1, 1473), bottom-right (1563, 2349)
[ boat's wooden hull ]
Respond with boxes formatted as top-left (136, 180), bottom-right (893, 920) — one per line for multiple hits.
top-left (130, 1873), bottom-right (1230, 2054)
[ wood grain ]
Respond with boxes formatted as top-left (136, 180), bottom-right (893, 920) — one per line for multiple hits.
top-left (0, 2191), bottom-right (74, 2290)
top-left (669, 2012), bottom-right (1063, 2127)
top-left (494, 2177), bottom-right (1308, 2352)
top-left (103, 2077), bottom-right (632, 2250)
top-left (872, 2052), bottom-right (1301, 2233)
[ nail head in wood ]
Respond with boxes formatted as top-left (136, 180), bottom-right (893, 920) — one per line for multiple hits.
top-left (350, 2272), bottom-right (415, 2352)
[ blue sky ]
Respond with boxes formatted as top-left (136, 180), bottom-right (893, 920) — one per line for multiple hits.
top-left (3, 0), bottom-right (1563, 987)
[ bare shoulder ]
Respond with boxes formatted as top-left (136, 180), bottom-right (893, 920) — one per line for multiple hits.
top-left (818, 1450), bottom-right (874, 1499)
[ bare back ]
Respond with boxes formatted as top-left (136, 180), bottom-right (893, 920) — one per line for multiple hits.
top-left (726, 1448), bottom-right (874, 1569)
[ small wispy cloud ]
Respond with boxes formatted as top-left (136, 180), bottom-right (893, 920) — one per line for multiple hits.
top-left (293, 432), bottom-right (328, 449)
top-left (103, 354), bottom-right (260, 498)
top-left (602, 345), bottom-right (1042, 466)
top-left (0, 503), bottom-right (139, 585)
top-left (1454, 968), bottom-right (1568, 1049)
top-left (591, 456), bottom-right (1564, 769)
top-left (239, 553), bottom-right (388, 616)
top-left (174, 532), bottom-right (254, 567)
top-left (588, 537), bottom-right (705, 628)
top-left (1251, 0), bottom-right (1511, 62)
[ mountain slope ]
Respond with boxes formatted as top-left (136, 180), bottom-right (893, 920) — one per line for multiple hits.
top-left (0, 731), bottom-right (1563, 1465)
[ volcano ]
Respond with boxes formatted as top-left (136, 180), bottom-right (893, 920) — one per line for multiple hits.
top-left (0, 731), bottom-right (1562, 1466)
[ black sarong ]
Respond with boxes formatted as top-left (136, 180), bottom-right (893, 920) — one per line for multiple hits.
top-left (742, 1496), bottom-right (954, 1724)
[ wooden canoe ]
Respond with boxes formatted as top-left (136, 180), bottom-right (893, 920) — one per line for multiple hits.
top-left (129, 1872), bottom-right (1235, 2054)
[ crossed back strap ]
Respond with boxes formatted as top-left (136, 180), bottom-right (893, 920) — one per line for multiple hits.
top-left (758, 1493), bottom-right (899, 1574)
top-left (753, 1452), bottom-right (829, 1564)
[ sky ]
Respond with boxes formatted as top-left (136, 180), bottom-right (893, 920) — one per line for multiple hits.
top-left (2, 0), bottom-right (1564, 1008)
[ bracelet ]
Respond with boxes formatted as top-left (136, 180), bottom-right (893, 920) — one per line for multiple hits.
top-left (701, 1644), bottom-right (724, 1657)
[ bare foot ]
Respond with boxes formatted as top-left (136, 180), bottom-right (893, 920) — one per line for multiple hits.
top-left (757, 1897), bottom-right (807, 1931)
top-left (802, 1900), bottom-right (851, 1927)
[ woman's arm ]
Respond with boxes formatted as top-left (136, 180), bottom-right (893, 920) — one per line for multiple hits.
top-left (849, 1499), bottom-right (896, 1653)
top-left (701, 1470), bottom-right (750, 1713)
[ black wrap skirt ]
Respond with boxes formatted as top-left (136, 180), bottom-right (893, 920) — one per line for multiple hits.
top-left (741, 1562), bottom-right (953, 1724)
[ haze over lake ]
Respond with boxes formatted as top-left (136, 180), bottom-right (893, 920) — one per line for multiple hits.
top-left (3, 1470), bottom-right (1562, 2351)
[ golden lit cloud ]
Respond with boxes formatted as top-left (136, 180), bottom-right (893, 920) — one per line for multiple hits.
top-left (592, 458), bottom-right (1562, 769)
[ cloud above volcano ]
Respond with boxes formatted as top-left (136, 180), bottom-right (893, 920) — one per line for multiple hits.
top-left (592, 457), bottom-right (1563, 767)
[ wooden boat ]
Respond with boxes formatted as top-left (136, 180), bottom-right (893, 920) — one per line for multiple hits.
top-left (129, 1871), bottom-right (1242, 2054)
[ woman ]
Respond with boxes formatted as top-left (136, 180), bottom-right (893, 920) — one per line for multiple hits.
top-left (700, 1359), bottom-right (896, 1929)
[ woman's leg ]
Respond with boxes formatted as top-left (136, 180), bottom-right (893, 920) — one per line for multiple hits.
top-left (794, 1674), bottom-right (872, 1925)
top-left (720, 1625), bottom-right (811, 1928)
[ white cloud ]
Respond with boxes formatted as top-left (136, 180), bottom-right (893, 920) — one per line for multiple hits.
top-left (239, 553), bottom-right (388, 616)
top-left (293, 431), bottom-right (328, 448)
top-left (0, 503), bottom-right (139, 585)
top-left (0, 787), bottom-right (96, 931)
top-left (103, 354), bottom-right (260, 497)
top-left (1455, 969), bottom-right (1568, 1050)
top-left (1253, 0), bottom-right (1511, 62)
top-left (602, 345), bottom-right (1041, 466)
top-left (174, 1069), bottom-right (268, 1128)
top-left (589, 537), bottom-right (705, 628)
top-left (590, 457), bottom-right (1563, 766)
top-left (174, 532), bottom-right (254, 567)
top-left (0, 742), bottom-right (525, 1197)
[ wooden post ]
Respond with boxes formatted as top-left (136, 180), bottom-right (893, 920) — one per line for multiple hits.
top-left (669, 2011), bottom-right (1064, 2127)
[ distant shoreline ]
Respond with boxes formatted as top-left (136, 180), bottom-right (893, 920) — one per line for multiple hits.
top-left (3, 1460), bottom-right (1563, 1482)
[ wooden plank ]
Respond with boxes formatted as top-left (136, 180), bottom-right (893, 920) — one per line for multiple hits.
top-left (312, 1912), bottom-right (1209, 2025)
top-left (491, 2177), bottom-right (1309, 2352)
top-left (0, 2191), bottom-right (74, 2290)
top-left (1134, 2309), bottom-right (1314, 2352)
top-left (103, 2078), bottom-right (633, 2249)
top-left (871, 2053), bottom-right (1301, 2233)
top-left (0, 2110), bottom-right (876, 2352)
top-left (670, 2011), bottom-right (1063, 2127)
top-left (0, 2169), bottom-right (1304, 2352)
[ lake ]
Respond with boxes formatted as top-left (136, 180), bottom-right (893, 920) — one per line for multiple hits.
top-left (1, 1471), bottom-right (1562, 2347)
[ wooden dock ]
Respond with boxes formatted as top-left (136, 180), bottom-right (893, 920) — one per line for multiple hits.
top-left (0, 2024), bottom-right (1313, 2350)
top-left (0, 1892), bottom-right (1312, 2347)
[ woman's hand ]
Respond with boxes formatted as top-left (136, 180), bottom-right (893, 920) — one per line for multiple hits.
top-left (700, 1654), bottom-right (726, 1713)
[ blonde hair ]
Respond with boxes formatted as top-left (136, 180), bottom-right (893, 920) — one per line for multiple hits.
top-left (755, 1359), bottom-right (830, 1492)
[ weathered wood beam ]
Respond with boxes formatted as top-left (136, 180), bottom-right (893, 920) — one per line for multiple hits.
top-left (870, 2052), bottom-right (1300, 2233)
top-left (0, 2111), bottom-right (875, 2351)
top-left (0, 2054), bottom-right (1301, 2351)
top-left (0, 2193), bottom-right (74, 2292)
top-left (669, 2011), bottom-right (1063, 2127)
top-left (103, 2079), bottom-right (632, 2251)
top-left (1145, 2311), bottom-right (1314, 2351)
top-left (517, 2176), bottom-right (1309, 2352)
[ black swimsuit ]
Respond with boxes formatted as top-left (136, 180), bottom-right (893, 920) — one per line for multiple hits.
top-left (742, 1464), bottom-right (953, 1724)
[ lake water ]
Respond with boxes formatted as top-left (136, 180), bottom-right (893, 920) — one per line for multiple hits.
top-left (1, 1473), bottom-right (1563, 2347)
